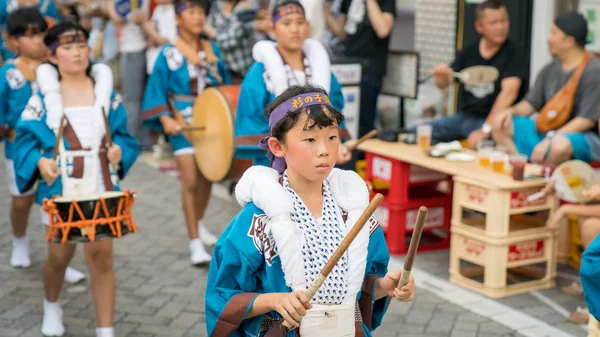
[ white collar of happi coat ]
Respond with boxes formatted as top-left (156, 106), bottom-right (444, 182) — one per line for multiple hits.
top-left (235, 167), bottom-right (370, 301)
top-left (252, 38), bottom-right (331, 96)
top-left (36, 63), bottom-right (114, 131)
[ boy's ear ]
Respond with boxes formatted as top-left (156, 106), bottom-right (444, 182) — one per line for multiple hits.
top-left (7, 35), bottom-right (19, 52)
top-left (267, 137), bottom-right (286, 158)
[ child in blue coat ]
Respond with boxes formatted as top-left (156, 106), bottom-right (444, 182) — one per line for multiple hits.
top-left (206, 84), bottom-right (416, 337)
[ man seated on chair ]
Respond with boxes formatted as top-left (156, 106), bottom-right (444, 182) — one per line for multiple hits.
top-left (492, 12), bottom-right (600, 165)
top-left (421, 0), bottom-right (526, 149)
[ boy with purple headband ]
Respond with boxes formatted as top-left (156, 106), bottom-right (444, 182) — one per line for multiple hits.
top-left (206, 84), bottom-right (415, 337)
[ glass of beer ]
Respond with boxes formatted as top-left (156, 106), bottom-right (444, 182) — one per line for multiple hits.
top-left (417, 125), bottom-right (432, 151)
top-left (491, 150), bottom-right (507, 173)
top-left (511, 154), bottom-right (528, 181)
top-left (477, 140), bottom-right (494, 167)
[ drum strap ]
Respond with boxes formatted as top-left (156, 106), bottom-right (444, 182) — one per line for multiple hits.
top-left (60, 118), bottom-right (115, 191)
top-left (62, 120), bottom-right (85, 179)
top-left (99, 137), bottom-right (116, 191)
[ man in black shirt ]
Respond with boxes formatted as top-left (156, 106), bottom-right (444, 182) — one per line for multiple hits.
top-left (325, 0), bottom-right (396, 141)
top-left (424, 0), bottom-right (526, 149)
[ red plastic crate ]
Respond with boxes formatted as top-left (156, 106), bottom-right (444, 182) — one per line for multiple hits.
top-left (373, 196), bottom-right (452, 255)
top-left (365, 152), bottom-right (450, 205)
top-left (364, 152), bottom-right (453, 255)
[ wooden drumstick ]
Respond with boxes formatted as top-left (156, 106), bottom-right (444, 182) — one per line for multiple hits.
top-left (52, 115), bottom-right (66, 162)
top-left (282, 193), bottom-right (384, 329)
top-left (397, 206), bottom-right (427, 288)
top-left (166, 97), bottom-right (205, 135)
top-left (346, 129), bottom-right (378, 152)
top-left (101, 107), bottom-right (113, 146)
top-left (180, 126), bottom-right (206, 131)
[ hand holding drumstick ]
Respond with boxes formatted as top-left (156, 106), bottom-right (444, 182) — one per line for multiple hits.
top-left (38, 158), bottom-right (60, 186)
top-left (107, 144), bottom-right (122, 164)
top-left (375, 270), bottom-right (416, 302)
top-left (375, 207), bottom-right (427, 303)
top-left (102, 108), bottom-right (122, 170)
top-left (40, 115), bottom-right (66, 186)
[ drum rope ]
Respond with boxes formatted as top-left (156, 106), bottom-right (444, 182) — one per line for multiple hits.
top-left (43, 191), bottom-right (138, 243)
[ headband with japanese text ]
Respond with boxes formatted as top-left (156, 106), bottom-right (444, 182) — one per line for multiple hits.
top-left (258, 92), bottom-right (333, 173)
top-left (272, 4), bottom-right (305, 24)
top-left (49, 32), bottom-right (86, 52)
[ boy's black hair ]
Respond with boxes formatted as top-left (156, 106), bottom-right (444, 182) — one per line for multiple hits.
top-left (174, 0), bottom-right (211, 14)
top-left (43, 21), bottom-right (89, 50)
top-left (271, 0), bottom-right (305, 18)
top-left (265, 84), bottom-right (344, 142)
top-left (6, 7), bottom-right (48, 37)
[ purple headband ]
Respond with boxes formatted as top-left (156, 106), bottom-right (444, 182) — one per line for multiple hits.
top-left (272, 4), bottom-right (305, 24)
top-left (258, 92), bottom-right (332, 174)
top-left (49, 33), bottom-right (86, 52)
top-left (176, 1), bottom-right (202, 15)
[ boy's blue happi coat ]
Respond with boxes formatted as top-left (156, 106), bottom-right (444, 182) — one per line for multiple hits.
top-left (205, 202), bottom-right (391, 337)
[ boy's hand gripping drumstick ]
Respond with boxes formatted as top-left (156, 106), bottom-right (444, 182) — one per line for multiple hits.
top-left (397, 206), bottom-right (427, 288)
top-left (281, 193), bottom-right (384, 329)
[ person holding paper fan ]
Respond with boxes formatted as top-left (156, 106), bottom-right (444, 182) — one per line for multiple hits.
top-left (416, 0), bottom-right (526, 149)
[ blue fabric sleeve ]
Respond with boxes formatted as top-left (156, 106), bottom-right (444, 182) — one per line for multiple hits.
top-left (109, 92), bottom-right (139, 179)
top-left (141, 47), bottom-right (172, 131)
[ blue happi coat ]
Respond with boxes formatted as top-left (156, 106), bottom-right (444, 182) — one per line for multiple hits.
top-left (13, 91), bottom-right (139, 204)
top-left (0, 61), bottom-right (36, 159)
top-left (0, 0), bottom-right (61, 62)
top-left (234, 62), bottom-right (349, 165)
top-left (581, 233), bottom-right (600, 322)
top-left (205, 202), bottom-right (391, 337)
top-left (141, 42), bottom-right (230, 152)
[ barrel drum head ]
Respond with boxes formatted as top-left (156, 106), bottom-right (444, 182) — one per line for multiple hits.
top-left (191, 88), bottom-right (236, 182)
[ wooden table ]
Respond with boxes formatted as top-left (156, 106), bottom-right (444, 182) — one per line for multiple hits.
top-left (358, 140), bottom-right (559, 298)
top-left (357, 139), bottom-right (545, 190)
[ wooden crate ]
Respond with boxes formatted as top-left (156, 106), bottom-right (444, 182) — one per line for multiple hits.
top-left (589, 314), bottom-right (600, 337)
top-left (449, 226), bottom-right (556, 298)
top-left (452, 176), bottom-right (558, 238)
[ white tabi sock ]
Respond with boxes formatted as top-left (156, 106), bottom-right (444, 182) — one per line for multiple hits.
top-left (41, 300), bottom-right (64, 336)
top-left (197, 219), bottom-right (218, 246)
top-left (96, 327), bottom-right (115, 337)
top-left (64, 266), bottom-right (86, 284)
top-left (10, 236), bottom-right (31, 268)
top-left (189, 238), bottom-right (211, 265)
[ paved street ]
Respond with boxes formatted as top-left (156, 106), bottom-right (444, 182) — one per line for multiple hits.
top-left (0, 154), bottom-right (591, 337)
